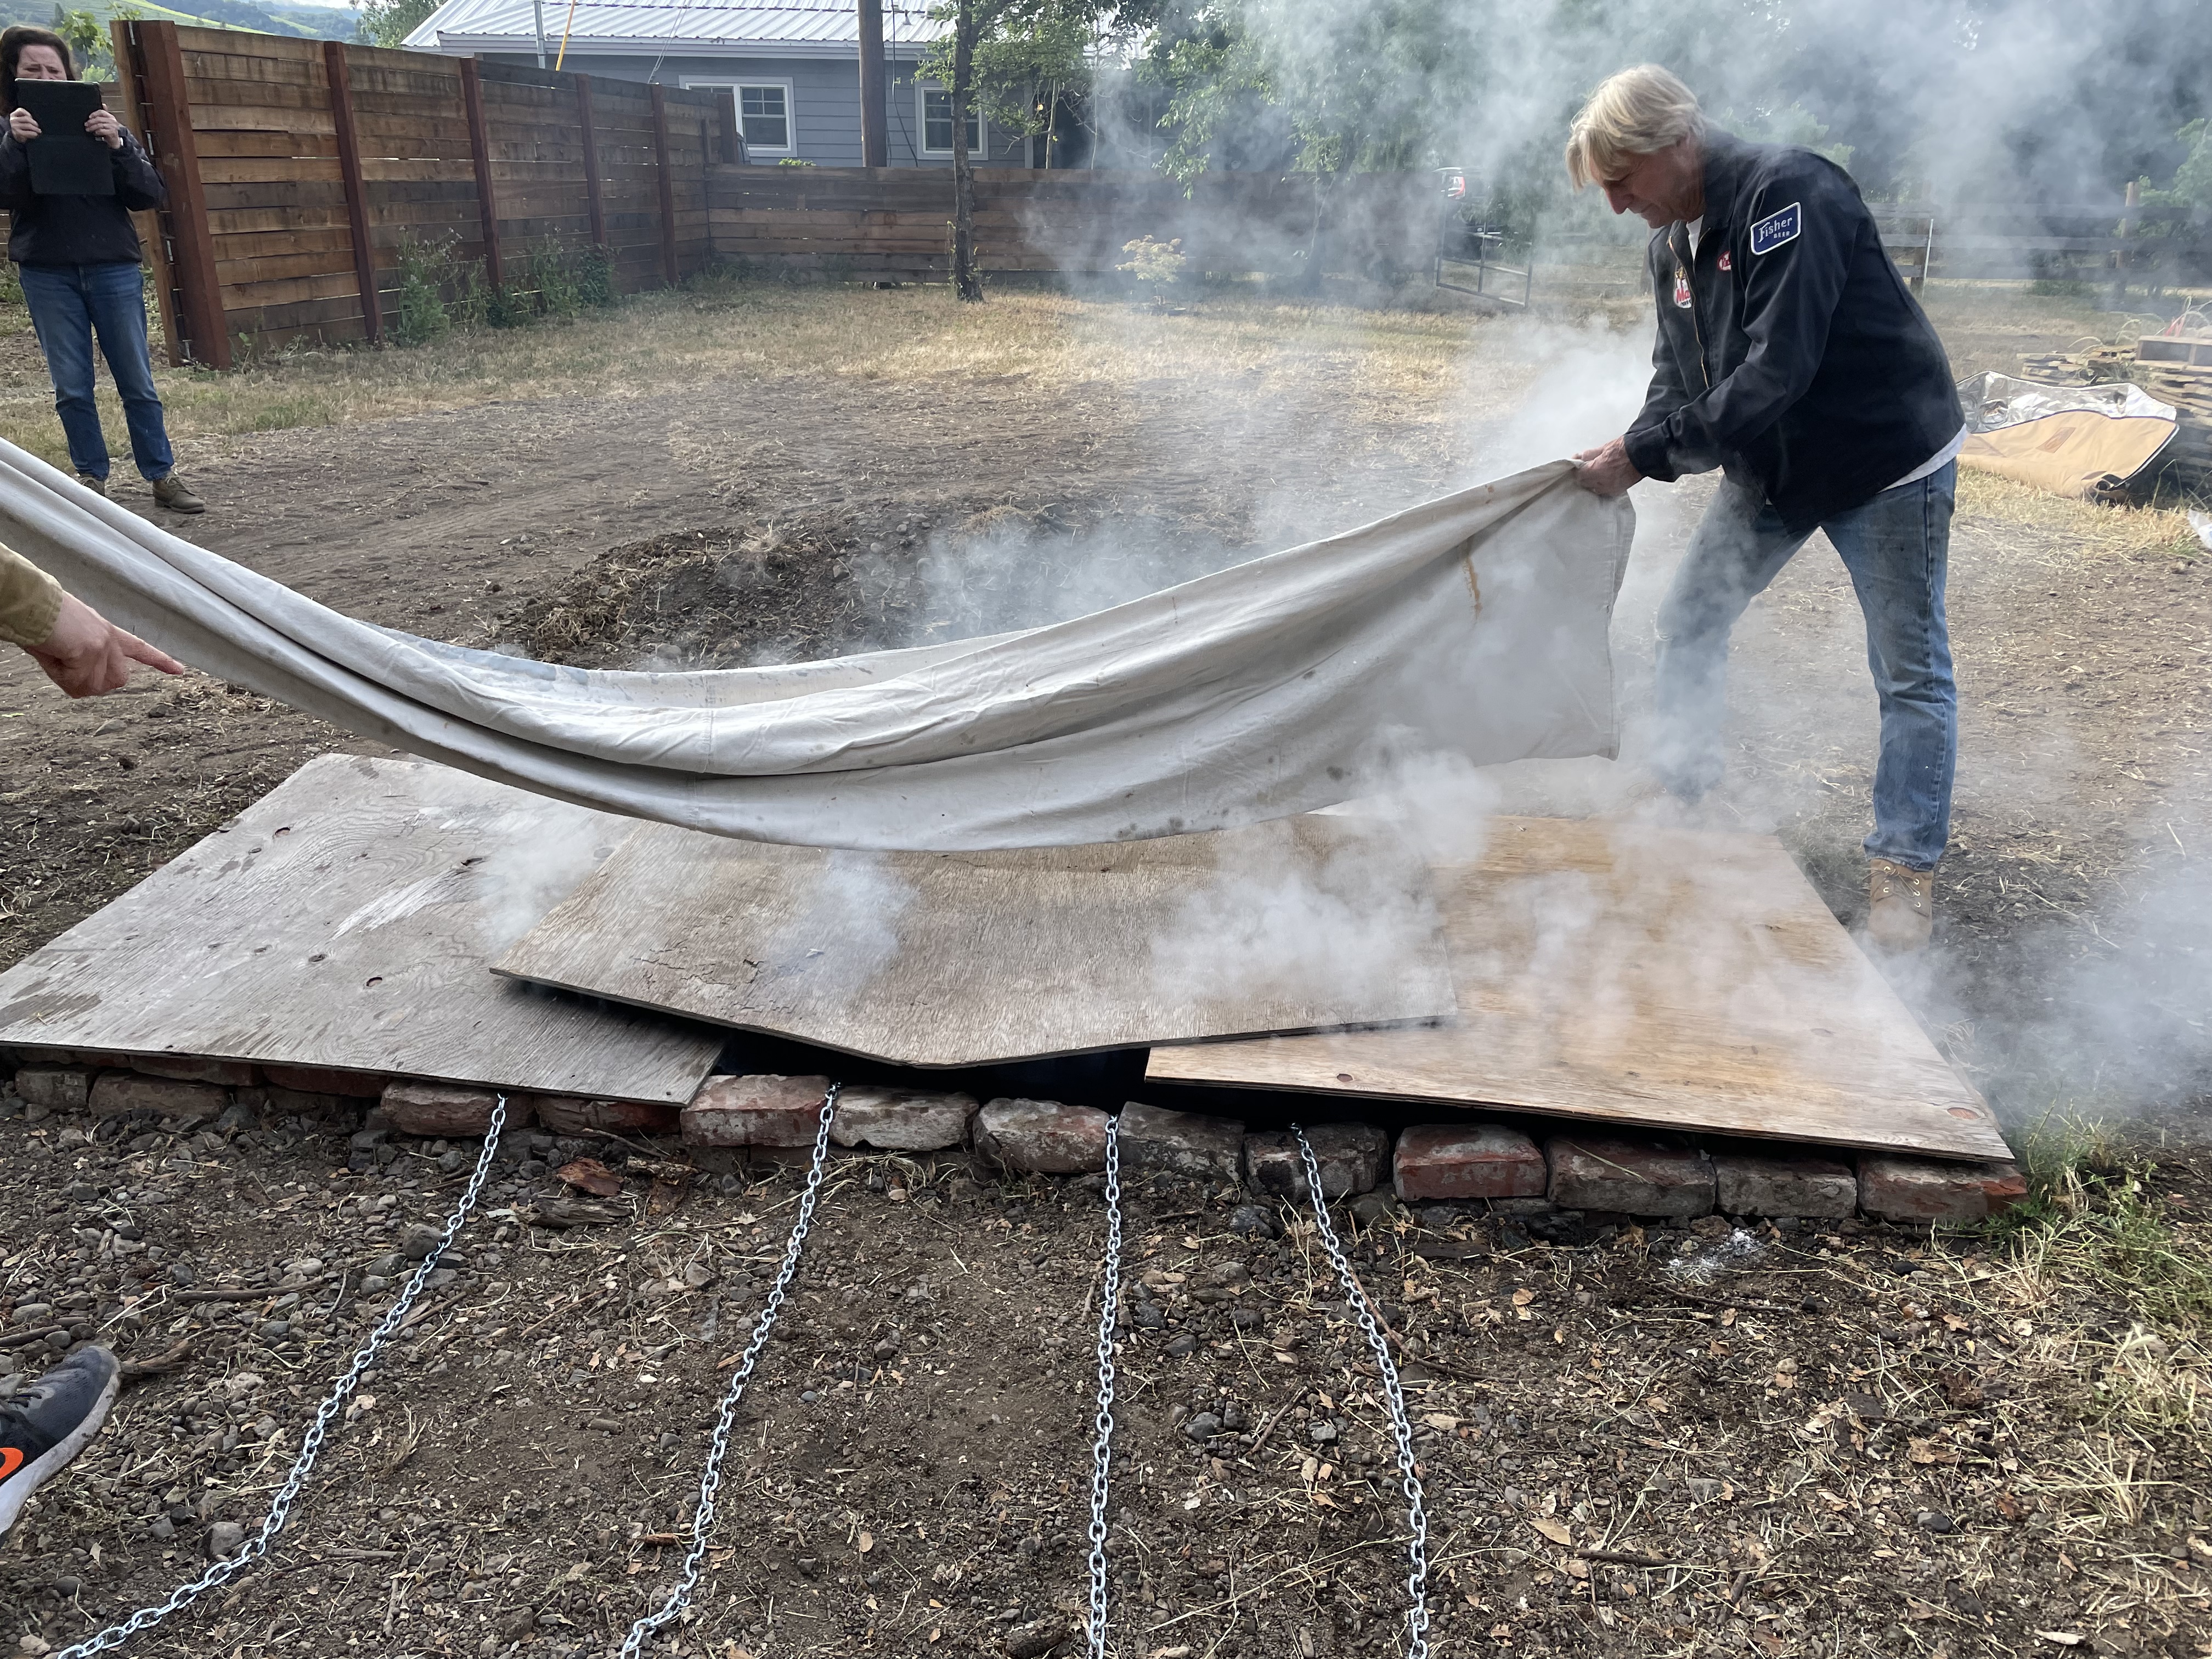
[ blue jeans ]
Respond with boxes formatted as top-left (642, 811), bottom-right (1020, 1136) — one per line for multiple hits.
top-left (1651, 463), bottom-right (1957, 870)
top-left (18, 261), bottom-right (175, 483)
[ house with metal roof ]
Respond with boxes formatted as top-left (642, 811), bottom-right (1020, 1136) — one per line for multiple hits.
top-left (402, 0), bottom-right (1041, 168)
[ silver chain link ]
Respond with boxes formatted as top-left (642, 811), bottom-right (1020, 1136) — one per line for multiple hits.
top-left (618, 1081), bottom-right (840, 1659)
top-left (1293, 1124), bottom-right (1430, 1659)
top-left (55, 1094), bottom-right (514, 1659)
top-left (1084, 1112), bottom-right (1123, 1659)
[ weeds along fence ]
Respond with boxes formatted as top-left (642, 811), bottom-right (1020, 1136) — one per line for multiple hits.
top-left (704, 166), bottom-right (1437, 284)
top-left (103, 20), bottom-right (733, 366)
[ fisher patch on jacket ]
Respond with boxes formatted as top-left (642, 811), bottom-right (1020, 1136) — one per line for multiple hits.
top-left (1622, 129), bottom-right (1961, 533)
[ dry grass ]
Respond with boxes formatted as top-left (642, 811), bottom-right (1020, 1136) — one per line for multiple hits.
top-left (0, 278), bottom-right (1504, 479)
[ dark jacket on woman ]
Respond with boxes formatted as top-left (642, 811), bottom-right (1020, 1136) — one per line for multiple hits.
top-left (1623, 128), bottom-right (1962, 534)
top-left (0, 127), bottom-right (165, 266)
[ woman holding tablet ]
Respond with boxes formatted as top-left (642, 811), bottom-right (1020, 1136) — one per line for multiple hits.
top-left (0, 26), bottom-right (203, 512)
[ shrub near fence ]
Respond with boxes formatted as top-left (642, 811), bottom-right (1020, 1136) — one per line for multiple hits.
top-left (107, 20), bottom-right (731, 366)
top-left (706, 165), bottom-right (1437, 284)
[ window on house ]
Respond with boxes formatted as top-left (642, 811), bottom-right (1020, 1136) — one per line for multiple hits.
top-left (737, 83), bottom-right (791, 154)
top-left (921, 86), bottom-right (981, 156)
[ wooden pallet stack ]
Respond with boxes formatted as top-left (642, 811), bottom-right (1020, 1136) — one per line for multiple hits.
top-left (2016, 336), bottom-right (2212, 495)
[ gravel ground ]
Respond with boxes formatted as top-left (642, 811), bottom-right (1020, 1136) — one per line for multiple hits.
top-left (4, 1088), bottom-right (2209, 1658)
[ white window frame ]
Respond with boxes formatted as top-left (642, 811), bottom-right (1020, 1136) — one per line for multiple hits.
top-left (917, 82), bottom-right (983, 158)
top-left (684, 77), bottom-right (795, 158)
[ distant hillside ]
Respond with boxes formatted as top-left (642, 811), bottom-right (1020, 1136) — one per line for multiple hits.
top-left (0, 0), bottom-right (356, 40)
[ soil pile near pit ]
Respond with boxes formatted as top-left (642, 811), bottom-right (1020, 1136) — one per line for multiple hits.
top-left (492, 518), bottom-right (913, 670)
top-left (492, 504), bottom-right (1257, 672)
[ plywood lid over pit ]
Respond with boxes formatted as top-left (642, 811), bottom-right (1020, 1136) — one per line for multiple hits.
top-left (0, 755), bottom-right (725, 1104)
top-left (1148, 816), bottom-right (2012, 1163)
top-left (492, 814), bottom-right (1459, 1068)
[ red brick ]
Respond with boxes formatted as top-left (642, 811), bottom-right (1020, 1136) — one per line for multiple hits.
top-left (89, 1072), bottom-right (228, 1123)
top-left (681, 1074), bottom-right (829, 1149)
top-left (1857, 1155), bottom-right (2025, 1224)
top-left (13, 1064), bottom-right (95, 1113)
top-left (264, 1064), bottom-right (391, 1098)
top-left (830, 1087), bottom-right (975, 1152)
top-left (381, 1081), bottom-right (535, 1138)
top-left (1547, 1136), bottom-right (1715, 1218)
top-left (535, 1095), bottom-right (682, 1136)
top-left (1393, 1124), bottom-right (1546, 1201)
top-left (974, 1098), bottom-right (1108, 1173)
top-left (1245, 1124), bottom-right (1390, 1198)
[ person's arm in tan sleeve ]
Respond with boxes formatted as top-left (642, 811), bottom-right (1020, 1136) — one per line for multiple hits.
top-left (1, 545), bottom-right (185, 697)
top-left (0, 544), bottom-right (63, 649)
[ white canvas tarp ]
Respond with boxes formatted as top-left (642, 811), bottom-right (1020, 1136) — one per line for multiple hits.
top-left (1, 436), bottom-right (1633, 850)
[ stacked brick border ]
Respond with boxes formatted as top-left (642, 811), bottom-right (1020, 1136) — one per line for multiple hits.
top-left (2, 1055), bottom-right (2023, 1227)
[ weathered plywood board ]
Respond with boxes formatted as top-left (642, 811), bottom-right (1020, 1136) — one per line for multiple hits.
top-left (494, 816), bottom-right (1457, 1068)
top-left (1148, 816), bottom-right (2010, 1162)
top-left (0, 756), bottom-right (724, 1103)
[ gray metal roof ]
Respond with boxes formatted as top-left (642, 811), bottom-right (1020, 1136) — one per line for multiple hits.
top-left (405, 0), bottom-right (947, 57)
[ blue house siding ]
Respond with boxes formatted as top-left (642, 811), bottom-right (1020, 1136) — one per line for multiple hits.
top-left (490, 50), bottom-right (1031, 168)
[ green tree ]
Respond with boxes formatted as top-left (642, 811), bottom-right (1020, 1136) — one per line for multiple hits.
top-left (353, 0), bottom-right (441, 49)
top-left (922, 0), bottom-right (1161, 300)
top-left (50, 7), bottom-right (119, 81)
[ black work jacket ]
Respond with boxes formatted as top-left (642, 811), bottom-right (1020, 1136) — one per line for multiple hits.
top-left (1622, 129), bottom-right (1962, 533)
top-left (0, 128), bottom-right (166, 267)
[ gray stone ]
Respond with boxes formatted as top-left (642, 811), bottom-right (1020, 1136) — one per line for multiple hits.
top-left (1117, 1101), bottom-right (1243, 1182)
top-left (1225, 1204), bottom-right (1278, 1239)
top-left (1349, 1192), bottom-right (1404, 1226)
top-left (13, 1065), bottom-right (95, 1113)
top-left (1712, 1152), bottom-right (1857, 1219)
top-left (1243, 1123), bottom-right (1389, 1199)
top-left (830, 1087), bottom-right (976, 1152)
top-left (90, 1072), bottom-right (227, 1124)
top-left (1547, 1136), bottom-right (1716, 1218)
top-left (399, 1223), bottom-right (444, 1262)
top-left (1163, 1333), bottom-right (1197, 1358)
top-left (206, 1521), bottom-right (246, 1560)
top-left (973, 1098), bottom-right (1109, 1174)
top-left (1185, 1410), bottom-right (1223, 1440)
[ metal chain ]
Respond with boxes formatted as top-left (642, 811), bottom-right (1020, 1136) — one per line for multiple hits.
top-left (55, 1095), bottom-right (514, 1659)
top-left (1084, 1112), bottom-right (1124, 1659)
top-left (619, 1082), bottom-right (840, 1659)
top-left (1293, 1124), bottom-right (1431, 1659)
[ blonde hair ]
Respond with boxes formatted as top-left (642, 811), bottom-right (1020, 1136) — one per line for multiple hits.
top-left (1565, 65), bottom-right (1705, 188)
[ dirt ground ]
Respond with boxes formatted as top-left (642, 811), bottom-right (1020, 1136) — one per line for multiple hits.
top-left (4, 279), bottom-right (2212, 1656)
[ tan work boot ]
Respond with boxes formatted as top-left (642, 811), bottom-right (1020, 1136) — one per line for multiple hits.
top-left (76, 474), bottom-right (106, 498)
top-left (151, 473), bottom-right (205, 514)
top-left (1866, 857), bottom-right (1935, 953)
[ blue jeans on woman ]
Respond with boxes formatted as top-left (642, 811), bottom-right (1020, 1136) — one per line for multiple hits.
top-left (1650, 462), bottom-right (1958, 871)
top-left (18, 261), bottom-right (175, 483)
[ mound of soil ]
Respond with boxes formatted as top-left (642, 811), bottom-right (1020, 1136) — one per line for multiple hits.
top-left (492, 505), bottom-right (1258, 672)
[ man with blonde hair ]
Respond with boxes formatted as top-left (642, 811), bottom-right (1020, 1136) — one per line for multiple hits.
top-left (1566, 65), bottom-right (1965, 953)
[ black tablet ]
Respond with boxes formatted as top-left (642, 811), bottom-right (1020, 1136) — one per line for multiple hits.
top-left (15, 80), bottom-right (113, 196)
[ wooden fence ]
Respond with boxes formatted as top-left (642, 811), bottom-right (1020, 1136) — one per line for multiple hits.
top-left (706, 165), bottom-right (1437, 283)
top-left (108, 20), bottom-right (735, 366)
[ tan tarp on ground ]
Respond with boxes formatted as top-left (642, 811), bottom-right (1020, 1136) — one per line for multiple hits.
top-left (0, 436), bottom-right (1633, 851)
top-left (1959, 372), bottom-right (2177, 500)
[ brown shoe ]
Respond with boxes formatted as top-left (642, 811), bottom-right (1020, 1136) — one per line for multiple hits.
top-left (76, 474), bottom-right (107, 498)
top-left (151, 473), bottom-right (205, 514)
top-left (1867, 857), bottom-right (1934, 953)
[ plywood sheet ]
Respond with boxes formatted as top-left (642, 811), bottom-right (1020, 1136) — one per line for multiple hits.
top-left (494, 816), bottom-right (1456, 1068)
top-left (0, 757), bottom-right (724, 1103)
top-left (1148, 816), bottom-right (2010, 1162)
